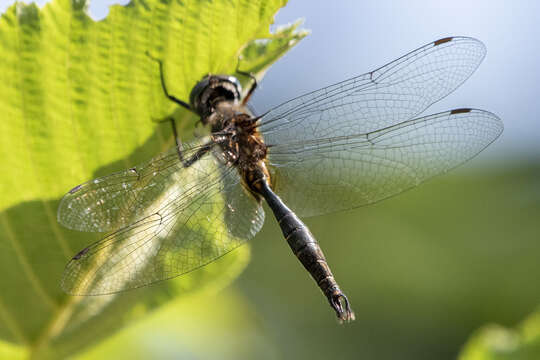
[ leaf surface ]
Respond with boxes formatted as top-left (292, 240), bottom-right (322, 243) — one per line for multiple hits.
top-left (0, 0), bottom-right (305, 357)
top-left (459, 308), bottom-right (540, 360)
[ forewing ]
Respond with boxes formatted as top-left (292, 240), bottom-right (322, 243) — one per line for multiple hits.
top-left (57, 141), bottom-right (213, 232)
top-left (259, 37), bottom-right (486, 146)
top-left (61, 148), bottom-right (265, 295)
top-left (267, 109), bottom-right (503, 217)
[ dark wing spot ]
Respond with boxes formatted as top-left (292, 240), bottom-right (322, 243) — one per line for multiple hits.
top-left (450, 108), bottom-right (472, 115)
top-left (434, 37), bottom-right (453, 46)
top-left (72, 247), bottom-right (90, 260)
top-left (68, 184), bottom-right (83, 194)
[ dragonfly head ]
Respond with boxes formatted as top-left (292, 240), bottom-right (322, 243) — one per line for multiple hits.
top-left (189, 75), bottom-right (242, 117)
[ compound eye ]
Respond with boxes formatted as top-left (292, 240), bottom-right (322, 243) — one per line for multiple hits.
top-left (189, 77), bottom-right (211, 110)
top-left (189, 75), bottom-right (243, 115)
top-left (227, 76), bottom-right (242, 98)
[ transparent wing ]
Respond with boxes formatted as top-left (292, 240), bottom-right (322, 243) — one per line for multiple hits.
top-left (266, 109), bottom-right (503, 217)
top-left (57, 141), bottom-right (214, 232)
top-left (259, 37), bottom-right (486, 146)
top-left (61, 146), bottom-right (265, 295)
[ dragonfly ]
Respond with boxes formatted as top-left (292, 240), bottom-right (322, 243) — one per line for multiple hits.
top-left (57, 36), bottom-right (503, 322)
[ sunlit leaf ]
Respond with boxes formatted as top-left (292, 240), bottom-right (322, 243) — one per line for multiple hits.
top-left (0, 0), bottom-right (305, 358)
top-left (459, 308), bottom-right (540, 360)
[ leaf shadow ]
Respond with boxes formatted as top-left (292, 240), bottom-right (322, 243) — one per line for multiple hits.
top-left (0, 116), bottom-right (200, 353)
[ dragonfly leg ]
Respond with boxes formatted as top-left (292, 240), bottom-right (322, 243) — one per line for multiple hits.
top-left (146, 51), bottom-right (193, 111)
top-left (257, 179), bottom-right (355, 323)
top-left (181, 142), bottom-right (214, 168)
top-left (169, 117), bottom-right (184, 162)
top-left (147, 51), bottom-right (194, 161)
top-left (235, 57), bottom-right (257, 105)
top-left (152, 116), bottom-right (184, 161)
top-left (152, 117), bottom-right (213, 167)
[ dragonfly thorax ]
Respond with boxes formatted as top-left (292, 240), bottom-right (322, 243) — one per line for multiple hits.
top-left (189, 75), bottom-right (242, 118)
top-left (210, 108), bottom-right (269, 195)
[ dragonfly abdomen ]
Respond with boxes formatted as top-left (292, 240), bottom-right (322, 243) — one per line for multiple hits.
top-left (258, 179), bottom-right (355, 322)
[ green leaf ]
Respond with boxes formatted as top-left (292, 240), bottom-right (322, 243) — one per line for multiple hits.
top-left (459, 308), bottom-right (540, 360)
top-left (0, 0), bottom-right (305, 358)
top-left (238, 19), bottom-right (309, 80)
top-left (77, 288), bottom-right (278, 360)
top-left (0, 340), bottom-right (27, 360)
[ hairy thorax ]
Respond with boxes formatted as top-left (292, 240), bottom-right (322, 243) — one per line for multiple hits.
top-left (206, 102), bottom-right (270, 195)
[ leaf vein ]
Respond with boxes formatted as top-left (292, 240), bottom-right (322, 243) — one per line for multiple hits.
top-left (0, 297), bottom-right (27, 345)
top-left (0, 213), bottom-right (57, 310)
top-left (41, 201), bottom-right (72, 259)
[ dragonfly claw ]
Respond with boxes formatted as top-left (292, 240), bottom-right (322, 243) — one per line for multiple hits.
top-left (329, 291), bottom-right (355, 323)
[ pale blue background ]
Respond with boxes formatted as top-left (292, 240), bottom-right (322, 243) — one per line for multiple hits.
top-left (2, 0), bottom-right (539, 161)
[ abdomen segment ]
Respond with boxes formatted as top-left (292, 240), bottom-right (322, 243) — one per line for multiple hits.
top-left (257, 179), bottom-right (355, 322)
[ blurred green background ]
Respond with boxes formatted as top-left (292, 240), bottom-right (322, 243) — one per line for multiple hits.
top-left (1, 1), bottom-right (539, 359)
top-left (77, 164), bottom-right (540, 360)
